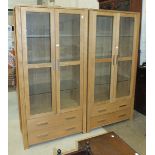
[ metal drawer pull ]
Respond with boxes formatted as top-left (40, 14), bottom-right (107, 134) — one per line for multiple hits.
top-left (119, 105), bottom-right (127, 108)
top-left (98, 109), bottom-right (107, 113)
top-left (37, 122), bottom-right (48, 126)
top-left (118, 114), bottom-right (126, 118)
top-left (37, 133), bottom-right (48, 138)
top-left (65, 127), bottom-right (76, 131)
top-left (65, 116), bottom-right (76, 120)
top-left (98, 119), bottom-right (106, 123)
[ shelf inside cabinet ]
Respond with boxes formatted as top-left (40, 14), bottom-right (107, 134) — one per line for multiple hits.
top-left (30, 92), bottom-right (52, 115)
top-left (27, 35), bottom-right (50, 38)
top-left (60, 80), bottom-right (80, 109)
top-left (60, 35), bottom-right (80, 37)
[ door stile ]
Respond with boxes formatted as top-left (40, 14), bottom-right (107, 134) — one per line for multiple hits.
top-left (79, 12), bottom-right (85, 110)
top-left (87, 11), bottom-right (97, 131)
top-left (55, 9), bottom-right (61, 114)
top-left (110, 14), bottom-right (119, 102)
top-left (113, 13), bottom-right (121, 100)
top-left (50, 9), bottom-right (57, 114)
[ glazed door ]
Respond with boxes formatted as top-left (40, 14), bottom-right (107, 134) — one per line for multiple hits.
top-left (55, 9), bottom-right (86, 112)
top-left (114, 14), bottom-right (139, 99)
top-left (21, 8), bottom-right (56, 118)
top-left (88, 11), bottom-right (117, 106)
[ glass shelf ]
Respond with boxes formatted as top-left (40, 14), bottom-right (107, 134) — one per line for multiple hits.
top-left (94, 62), bottom-right (111, 102)
top-left (60, 65), bottom-right (80, 109)
top-left (116, 61), bottom-right (132, 97)
top-left (96, 35), bottom-right (112, 37)
top-left (26, 12), bottom-right (51, 64)
top-left (96, 15), bottom-right (113, 59)
top-left (118, 17), bottom-right (134, 57)
top-left (28, 68), bottom-right (52, 115)
top-left (30, 92), bottom-right (52, 115)
top-left (59, 13), bottom-right (80, 62)
top-left (60, 35), bottom-right (80, 37)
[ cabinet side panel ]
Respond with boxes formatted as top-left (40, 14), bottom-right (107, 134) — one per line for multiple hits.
top-left (130, 13), bottom-right (141, 119)
top-left (15, 7), bottom-right (29, 149)
top-left (14, 9), bottom-right (22, 133)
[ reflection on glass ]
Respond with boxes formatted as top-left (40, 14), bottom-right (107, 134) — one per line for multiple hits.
top-left (60, 65), bottom-right (80, 109)
top-left (59, 14), bottom-right (80, 62)
top-left (116, 61), bottom-right (132, 97)
top-left (96, 16), bottom-right (113, 58)
top-left (26, 12), bottom-right (51, 64)
top-left (94, 62), bottom-right (111, 102)
top-left (119, 17), bottom-right (134, 57)
top-left (28, 68), bottom-right (52, 115)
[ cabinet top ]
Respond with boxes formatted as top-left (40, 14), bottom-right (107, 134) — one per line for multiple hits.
top-left (14, 5), bottom-right (140, 15)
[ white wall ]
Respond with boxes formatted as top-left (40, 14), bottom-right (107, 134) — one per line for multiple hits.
top-left (8, 0), bottom-right (37, 9)
top-left (8, 0), bottom-right (98, 9)
top-left (140, 0), bottom-right (146, 65)
top-left (55, 0), bottom-right (98, 9)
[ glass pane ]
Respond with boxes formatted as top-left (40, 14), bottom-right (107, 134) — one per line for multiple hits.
top-left (119, 17), bottom-right (134, 57)
top-left (59, 14), bottom-right (80, 62)
top-left (116, 61), bottom-right (132, 97)
top-left (96, 16), bottom-right (113, 58)
top-left (26, 12), bottom-right (51, 64)
top-left (28, 68), bottom-right (52, 115)
top-left (60, 65), bottom-right (80, 109)
top-left (94, 62), bottom-right (111, 102)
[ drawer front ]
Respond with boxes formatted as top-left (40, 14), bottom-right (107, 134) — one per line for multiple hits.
top-left (27, 110), bottom-right (82, 132)
top-left (91, 98), bottom-right (130, 117)
top-left (28, 122), bottom-right (82, 145)
top-left (90, 108), bottom-right (131, 129)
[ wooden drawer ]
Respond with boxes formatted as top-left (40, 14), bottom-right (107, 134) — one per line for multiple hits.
top-left (28, 122), bottom-right (82, 145)
top-left (91, 98), bottom-right (130, 117)
top-left (27, 110), bottom-right (82, 132)
top-left (90, 108), bottom-right (131, 129)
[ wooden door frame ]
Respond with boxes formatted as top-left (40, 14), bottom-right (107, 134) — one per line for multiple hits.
top-left (21, 7), bottom-right (56, 119)
top-left (87, 10), bottom-right (118, 131)
top-left (54, 8), bottom-right (88, 132)
top-left (112, 13), bottom-right (140, 113)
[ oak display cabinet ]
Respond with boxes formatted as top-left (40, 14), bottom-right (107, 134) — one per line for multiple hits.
top-left (87, 10), bottom-right (140, 131)
top-left (15, 6), bottom-right (88, 148)
top-left (15, 6), bottom-right (140, 149)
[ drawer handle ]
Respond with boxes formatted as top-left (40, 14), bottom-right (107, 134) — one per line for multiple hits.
top-left (119, 105), bottom-right (127, 108)
top-left (37, 133), bottom-right (48, 138)
top-left (118, 114), bottom-right (126, 118)
top-left (65, 116), bottom-right (76, 120)
top-left (37, 122), bottom-right (48, 126)
top-left (65, 127), bottom-right (76, 131)
top-left (98, 109), bottom-right (107, 113)
top-left (97, 119), bottom-right (106, 123)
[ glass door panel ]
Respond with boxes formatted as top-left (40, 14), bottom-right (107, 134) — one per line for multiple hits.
top-left (94, 62), bottom-right (111, 102)
top-left (116, 61), bottom-right (132, 97)
top-left (96, 16), bottom-right (113, 58)
top-left (28, 68), bottom-right (52, 115)
top-left (59, 14), bottom-right (80, 62)
top-left (26, 12), bottom-right (51, 64)
top-left (60, 65), bottom-right (80, 109)
top-left (118, 17), bottom-right (134, 57)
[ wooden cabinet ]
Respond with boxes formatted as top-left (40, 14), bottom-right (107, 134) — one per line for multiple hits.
top-left (15, 6), bottom-right (88, 148)
top-left (15, 6), bottom-right (140, 148)
top-left (87, 10), bottom-right (140, 131)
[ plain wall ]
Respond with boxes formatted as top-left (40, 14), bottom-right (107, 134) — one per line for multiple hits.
top-left (140, 0), bottom-right (146, 65)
